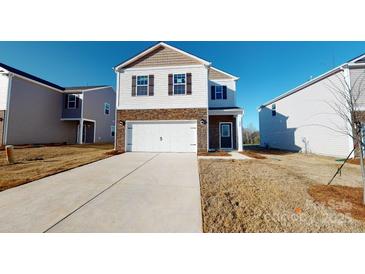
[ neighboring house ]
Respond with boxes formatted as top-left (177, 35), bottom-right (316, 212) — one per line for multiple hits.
top-left (0, 63), bottom-right (115, 147)
top-left (258, 53), bottom-right (365, 158)
top-left (113, 42), bottom-right (243, 153)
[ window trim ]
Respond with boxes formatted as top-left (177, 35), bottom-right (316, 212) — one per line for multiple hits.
top-left (136, 75), bottom-right (149, 96)
top-left (104, 102), bottom-right (111, 115)
top-left (173, 73), bottom-right (187, 95)
top-left (67, 94), bottom-right (77, 109)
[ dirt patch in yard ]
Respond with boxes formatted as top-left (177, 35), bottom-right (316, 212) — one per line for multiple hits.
top-left (309, 184), bottom-right (365, 222)
top-left (199, 153), bottom-right (365, 232)
top-left (239, 151), bottom-right (267, 159)
top-left (198, 151), bottom-right (230, 157)
top-left (0, 144), bottom-right (115, 191)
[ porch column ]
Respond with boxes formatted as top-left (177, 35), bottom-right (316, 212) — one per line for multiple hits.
top-left (78, 119), bottom-right (84, 144)
top-left (236, 114), bottom-right (243, 151)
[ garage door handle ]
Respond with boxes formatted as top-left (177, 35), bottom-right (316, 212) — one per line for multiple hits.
top-left (160, 136), bottom-right (163, 141)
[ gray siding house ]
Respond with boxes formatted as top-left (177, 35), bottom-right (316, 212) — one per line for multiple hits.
top-left (0, 63), bottom-right (115, 147)
top-left (259, 53), bottom-right (365, 158)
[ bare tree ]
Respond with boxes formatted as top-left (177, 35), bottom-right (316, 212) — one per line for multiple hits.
top-left (243, 123), bottom-right (260, 145)
top-left (324, 68), bottom-right (365, 203)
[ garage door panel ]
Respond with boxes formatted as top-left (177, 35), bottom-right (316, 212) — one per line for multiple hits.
top-left (126, 121), bottom-right (197, 152)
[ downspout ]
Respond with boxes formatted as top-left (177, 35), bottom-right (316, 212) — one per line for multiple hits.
top-left (4, 73), bottom-right (13, 145)
top-left (205, 64), bottom-right (211, 152)
top-left (114, 69), bottom-right (120, 150)
top-left (79, 92), bottom-right (84, 144)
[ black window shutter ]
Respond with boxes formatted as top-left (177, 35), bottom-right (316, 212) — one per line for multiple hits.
top-left (223, 86), bottom-right (227, 99)
top-left (186, 73), bottom-right (192, 95)
top-left (132, 76), bottom-right (136, 96)
top-left (64, 94), bottom-right (68, 108)
top-left (148, 75), bottom-right (154, 96)
top-left (76, 96), bottom-right (79, 108)
top-left (168, 74), bottom-right (173, 95)
top-left (211, 86), bottom-right (215, 100)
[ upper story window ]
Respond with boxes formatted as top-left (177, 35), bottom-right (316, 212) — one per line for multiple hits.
top-left (272, 104), bottom-right (276, 116)
top-left (104, 103), bottom-right (110, 115)
top-left (173, 74), bottom-right (186, 95)
top-left (215, 86), bottom-right (224, 100)
top-left (67, 94), bottom-right (77, 109)
top-left (211, 85), bottom-right (227, 100)
top-left (136, 75), bottom-right (148, 96)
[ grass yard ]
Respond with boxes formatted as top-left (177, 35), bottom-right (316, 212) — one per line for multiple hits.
top-left (0, 143), bottom-right (115, 191)
top-left (199, 150), bottom-right (365, 232)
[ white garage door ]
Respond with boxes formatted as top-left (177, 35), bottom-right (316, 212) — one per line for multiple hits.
top-left (126, 120), bottom-right (197, 152)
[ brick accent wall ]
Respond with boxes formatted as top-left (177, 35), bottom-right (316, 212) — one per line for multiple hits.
top-left (0, 110), bottom-right (4, 147)
top-left (116, 108), bottom-right (208, 152)
top-left (209, 115), bottom-right (237, 150)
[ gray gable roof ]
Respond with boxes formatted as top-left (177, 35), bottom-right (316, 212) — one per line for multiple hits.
top-left (0, 62), bottom-right (110, 93)
top-left (0, 62), bottom-right (64, 90)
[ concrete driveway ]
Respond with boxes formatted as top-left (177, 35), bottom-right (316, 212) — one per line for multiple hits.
top-left (0, 153), bottom-right (202, 232)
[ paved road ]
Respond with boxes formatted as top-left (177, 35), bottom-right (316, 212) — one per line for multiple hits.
top-left (0, 153), bottom-right (202, 232)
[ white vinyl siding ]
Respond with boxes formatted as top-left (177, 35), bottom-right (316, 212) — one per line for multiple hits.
top-left (208, 79), bottom-right (236, 108)
top-left (350, 67), bottom-right (365, 108)
top-left (0, 74), bottom-right (9, 110)
top-left (118, 66), bottom-right (208, 109)
top-left (259, 71), bottom-right (351, 158)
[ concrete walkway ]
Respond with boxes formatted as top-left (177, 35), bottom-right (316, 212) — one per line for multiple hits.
top-left (0, 153), bottom-right (202, 233)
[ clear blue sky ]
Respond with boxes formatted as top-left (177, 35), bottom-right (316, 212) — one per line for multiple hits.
top-left (1, 41), bottom-right (365, 128)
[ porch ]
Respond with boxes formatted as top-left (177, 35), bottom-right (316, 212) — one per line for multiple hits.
top-left (61, 118), bottom-right (96, 144)
top-left (208, 107), bottom-right (243, 151)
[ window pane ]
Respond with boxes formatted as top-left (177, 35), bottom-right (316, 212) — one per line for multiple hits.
top-left (174, 74), bottom-right (185, 84)
top-left (215, 86), bottom-right (223, 100)
top-left (221, 125), bottom-right (230, 137)
top-left (174, 84), bottom-right (185, 95)
top-left (137, 86), bottom-right (148, 96)
top-left (137, 76), bottom-right (148, 85)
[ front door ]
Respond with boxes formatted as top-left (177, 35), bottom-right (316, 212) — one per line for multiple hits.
top-left (220, 123), bottom-right (232, 149)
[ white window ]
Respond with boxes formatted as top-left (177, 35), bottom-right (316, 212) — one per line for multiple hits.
top-left (173, 74), bottom-right (186, 95)
top-left (67, 94), bottom-right (77, 109)
top-left (104, 103), bottom-right (110, 115)
top-left (136, 75), bottom-right (148, 96)
top-left (215, 86), bottom-right (224, 100)
top-left (111, 125), bottom-right (115, 137)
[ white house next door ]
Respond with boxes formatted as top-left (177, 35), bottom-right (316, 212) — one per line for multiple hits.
top-left (126, 121), bottom-right (197, 152)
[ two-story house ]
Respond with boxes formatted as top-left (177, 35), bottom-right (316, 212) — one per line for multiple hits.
top-left (114, 42), bottom-right (243, 153)
top-left (259, 53), bottom-right (365, 158)
top-left (0, 62), bottom-right (115, 146)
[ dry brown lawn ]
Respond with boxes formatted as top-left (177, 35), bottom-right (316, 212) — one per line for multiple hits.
top-left (0, 144), bottom-right (115, 191)
top-left (199, 151), bottom-right (365, 232)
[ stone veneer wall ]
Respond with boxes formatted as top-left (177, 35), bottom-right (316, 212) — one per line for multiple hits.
top-left (0, 110), bottom-right (5, 147)
top-left (208, 115), bottom-right (237, 150)
top-left (116, 108), bottom-right (207, 152)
